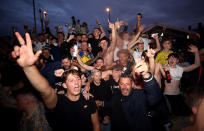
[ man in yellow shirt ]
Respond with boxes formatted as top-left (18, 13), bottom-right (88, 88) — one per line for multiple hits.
top-left (155, 39), bottom-right (173, 65)
top-left (79, 41), bottom-right (94, 63)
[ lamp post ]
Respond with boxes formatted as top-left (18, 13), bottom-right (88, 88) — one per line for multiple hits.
top-left (39, 9), bottom-right (47, 33)
top-left (43, 10), bottom-right (47, 20)
top-left (106, 7), bottom-right (111, 21)
top-left (39, 9), bottom-right (44, 33)
top-left (32, 0), bottom-right (37, 33)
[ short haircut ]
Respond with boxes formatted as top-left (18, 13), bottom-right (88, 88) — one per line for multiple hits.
top-left (94, 27), bottom-right (100, 31)
top-left (42, 47), bottom-right (50, 51)
top-left (161, 38), bottom-right (172, 45)
top-left (99, 37), bottom-right (110, 47)
top-left (112, 65), bottom-right (123, 71)
top-left (119, 73), bottom-right (133, 82)
top-left (61, 54), bottom-right (72, 61)
top-left (168, 53), bottom-right (179, 60)
top-left (38, 33), bottom-right (44, 36)
top-left (95, 57), bottom-right (104, 63)
top-left (117, 49), bottom-right (131, 58)
top-left (91, 68), bottom-right (101, 75)
top-left (81, 34), bottom-right (87, 37)
top-left (184, 86), bottom-right (204, 108)
top-left (61, 69), bottom-right (81, 83)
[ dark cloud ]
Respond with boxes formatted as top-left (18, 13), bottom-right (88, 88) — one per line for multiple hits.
top-left (0, 0), bottom-right (204, 36)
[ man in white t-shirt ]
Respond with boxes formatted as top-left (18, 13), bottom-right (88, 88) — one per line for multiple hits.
top-left (128, 30), bottom-right (160, 63)
top-left (163, 45), bottom-right (200, 116)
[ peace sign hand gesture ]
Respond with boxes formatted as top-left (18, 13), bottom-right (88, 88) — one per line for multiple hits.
top-left (11, 32), bottom-right (42, 68)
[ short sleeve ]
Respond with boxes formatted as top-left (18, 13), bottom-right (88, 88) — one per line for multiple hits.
top-left (87, 97), bottom-right (97, 114)
top-left (155, 52), bottom-right (161, 63)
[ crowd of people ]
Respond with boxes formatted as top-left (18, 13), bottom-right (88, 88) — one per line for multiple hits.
top-left (0, 15), bottom-right (204, 131)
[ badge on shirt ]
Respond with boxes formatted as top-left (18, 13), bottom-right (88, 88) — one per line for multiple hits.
top-left (83, 105), bottom-right (88, 109)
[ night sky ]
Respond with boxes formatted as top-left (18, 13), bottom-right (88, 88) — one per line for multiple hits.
top-left (0, 0), bottom-right (204, 36)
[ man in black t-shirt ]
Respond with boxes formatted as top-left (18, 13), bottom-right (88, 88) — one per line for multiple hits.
top-left (12, 32), bottom-right (100, 131)
top-left (88, 22), bottom-right (106, 57)
top-left (89, 69), bottom-right (112, 127)
top-left (106, 65), bottom-right (123, 94)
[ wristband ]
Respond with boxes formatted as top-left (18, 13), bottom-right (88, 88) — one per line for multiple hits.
top-left (143, 72), bottom-right (153, 82)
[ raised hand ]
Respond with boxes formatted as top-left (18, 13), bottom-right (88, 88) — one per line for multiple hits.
top-left (152, 34), bottom-right (159, 40)
top-left (134, 59), bottom-right (149, 77)
top-left (59, 25), bottom-right (64, 30)
top-left (66, 34), bottom-right (75, 43)
top-left (146, 46), bottom-right (155, 58)
top-left (188, 44), bottom-right (198, 53)
top-left (69, 34), bottom-right (75, 40)
top-left (136, 39), bottom-right (143, 44)
top-left (114, 19), bottom-right (123, 29)
top-left (108, 19), bottom-right (115, 30)
top-left (54, 69), bottom-right (65, 77)
top-left (163, 64), bottom-right (170, 71)
top-left (96, 18), bottom-right (101, 25)
top-left (11, 32), bottom-right (41, 68)
top-left (138, 24), bottom-right (145, 33)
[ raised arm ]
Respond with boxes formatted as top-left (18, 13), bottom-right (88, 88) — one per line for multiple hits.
top-left (145, 46), bottom-right (156, 75)
top-left (55, 26), bottom-right (59, 36)
top-left (77, 54), bottom-right (95, 71)
top-left (134, 59), bottom-right (162, 106)
top-left (136, 13), bottom-right (142, 31)
top-left (127, 39), bottom-right (143, 54)
top-left (66, 34), bottom-right (75, 43)
top-left (60, 25), bottom-right (67, 40)
top-left (102, 70), bottom-right (112, 79)
top-left (107, 20), bottom-right (116, 52)
top-left (44, 19), bottom-right (52, 35)
top-left (96, 19), bottom-right (106, 39)
top-left (152, 34), bottom-right (161, 52)
top-left (183, 45), bottom-right (200, 72)
top-left (127, 24), bottom-right (144, 52)
top-left (11, 32), bottom-right (57, 109)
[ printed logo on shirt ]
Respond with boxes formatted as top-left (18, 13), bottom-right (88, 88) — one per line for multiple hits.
top-left (113, 85), bottom-right (119, 89)
top-left (122, 67), bottom-right (127, 74)
top-left (83, 105), bottom-right (88, 109)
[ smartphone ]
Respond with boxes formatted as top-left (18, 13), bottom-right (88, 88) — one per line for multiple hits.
top-left (73, 45), bottom-right (78, 57)
top-left (187, 35), bottom-right (189, 39)
top-left (137, 13), bottom-right (143, 18)
top-left (88, 43), bottom-right (91, 48)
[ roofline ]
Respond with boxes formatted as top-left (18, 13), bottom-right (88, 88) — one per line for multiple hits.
top-left (143, 24), bottom-right (197, 34)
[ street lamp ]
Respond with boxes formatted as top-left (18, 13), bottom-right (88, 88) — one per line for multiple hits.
top-left (32, 0), bottom-right (37, 33)
top-left (39, 9), bottom-right (47, 33)
top-left (43, 10), bottom-right (47, 20)
top-left (106, 7), bottom-right (111, 21)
